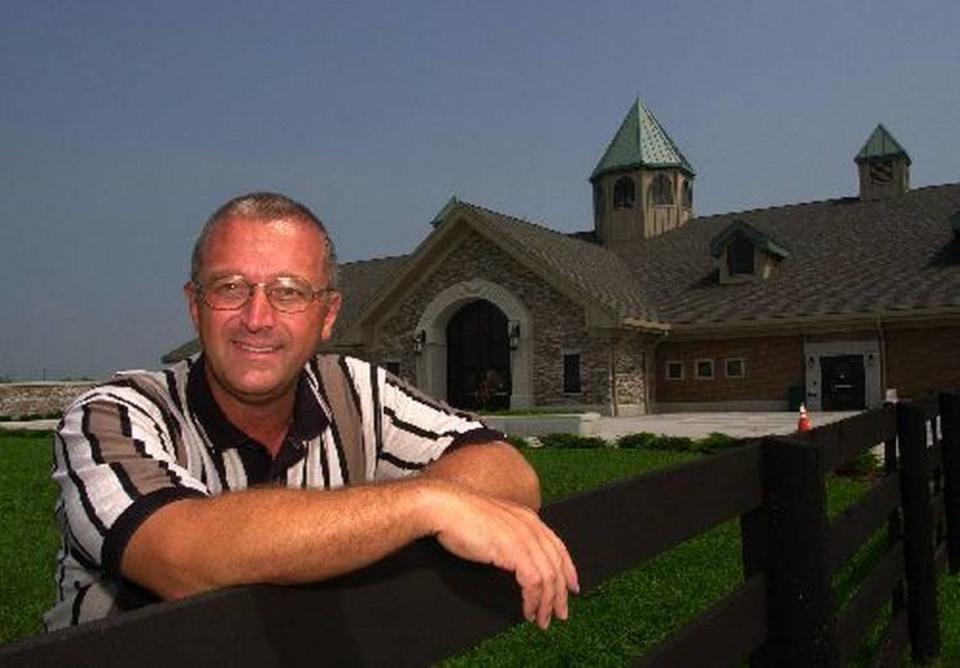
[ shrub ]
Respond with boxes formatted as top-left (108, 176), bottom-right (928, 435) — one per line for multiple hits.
top-left (641, 435), bottom-right (695, 452)
top-left (616, 432), bottom-right (658, 449)
top-left (539, 433), bottom-right (608, 449)
top-left (696, 432), bottom-right (740, 454)
top-left (507, 435), bottom-right (531, 449)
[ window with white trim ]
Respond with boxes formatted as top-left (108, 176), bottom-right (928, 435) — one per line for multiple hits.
top-left (695, 359), bottom-right (715, 380)
top-left (724, 357), bottom-right (745, 379)
top-left (666, 360), bottom-right (684, 381)
top-left (562, 352), bottom-right (582, 394)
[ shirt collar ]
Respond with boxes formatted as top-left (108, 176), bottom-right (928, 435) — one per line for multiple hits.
top-left (186, 355), bottom-right (328, 452)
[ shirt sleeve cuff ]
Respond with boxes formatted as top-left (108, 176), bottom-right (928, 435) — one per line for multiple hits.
top-left (443, 427), bottom-right (509, 455)
top-left (101, 487), bottom-right (208, 577)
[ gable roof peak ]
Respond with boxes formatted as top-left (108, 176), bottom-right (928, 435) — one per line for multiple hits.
top-left (590, 97), bottom-right (694, 182)
top-left (855, 123), bottom-right (911, 165)
top-left (429, 195), bottom-right (461, 228)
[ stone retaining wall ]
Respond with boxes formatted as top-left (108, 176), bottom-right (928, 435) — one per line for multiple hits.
top-left (0, 382), bottom-right (99, 419)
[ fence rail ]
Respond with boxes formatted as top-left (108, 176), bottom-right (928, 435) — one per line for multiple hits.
top-left (2, 393), bottom-right (958, 667)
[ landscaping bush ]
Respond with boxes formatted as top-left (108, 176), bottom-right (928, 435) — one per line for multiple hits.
top-left (696, 432), bottom-right (741, 454)
top-left (617, 432), bottom-right (740, 454)
top-left (643, 434), bottom-right (695, 452)
top-left (616, 432), bottom-right (658, 449)
top-left (538, 433), bottom-right (608, 449)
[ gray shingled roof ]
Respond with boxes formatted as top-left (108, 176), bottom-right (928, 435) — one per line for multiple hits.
top-left (456, 201), bottom-right (660, 322)
top-left (164, 183), bottom-right (960, 362)
top-left (621, 183), bottom-right (960, 325)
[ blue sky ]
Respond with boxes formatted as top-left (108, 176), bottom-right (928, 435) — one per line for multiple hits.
top-left (2, 1), bottom-right (958, 379)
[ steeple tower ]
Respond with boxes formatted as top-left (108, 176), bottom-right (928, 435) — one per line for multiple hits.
top-left (855, 124), bottom-right (911, 201)
top-left (590, 98), bottom-right (695, 245)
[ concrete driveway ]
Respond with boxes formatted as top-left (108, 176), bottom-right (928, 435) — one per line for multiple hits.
top-left (590, 411), bottom-right (861, 441)
top-left (1, 412), bottom-right (863, 441)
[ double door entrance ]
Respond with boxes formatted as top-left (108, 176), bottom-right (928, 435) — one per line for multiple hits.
top-left (446, 300), bottom-right (512, 411)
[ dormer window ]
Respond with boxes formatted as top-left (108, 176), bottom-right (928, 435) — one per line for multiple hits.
top-left (727, 234), bottom-right (755, 276)
top-left (613, 177), bottom-right (635, 209)
top-left (650, 173), bottom-right (674, 206)
top-left (710, 220), bottom-right (790, 284)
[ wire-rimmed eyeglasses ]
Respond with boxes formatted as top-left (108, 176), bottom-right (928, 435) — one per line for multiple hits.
top-left (193, 275), bottom-right (336, 314)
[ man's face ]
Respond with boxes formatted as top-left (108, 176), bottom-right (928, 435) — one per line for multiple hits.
top-left (186, 216), bottom-right (341, 407)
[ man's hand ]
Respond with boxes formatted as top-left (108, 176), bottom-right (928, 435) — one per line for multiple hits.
top-left (423, 480), bottom-right (579, 629)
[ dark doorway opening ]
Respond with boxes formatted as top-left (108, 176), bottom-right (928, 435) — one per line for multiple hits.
top-left (446, 300), bottom-right (512, 411)
top-left (821, 354), bottom-right (866, 410)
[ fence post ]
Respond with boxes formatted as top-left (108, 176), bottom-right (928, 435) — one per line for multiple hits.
top-left (760, 436), bottom-right (837, 667)
top-left (940, 392), bottom-right (960, 574)
top-left (883, 432), bottom-right (905, 616)
top-left (741, 503), bottom-right (770, 667)
top-left (897, 402), bottom-right (941, 661)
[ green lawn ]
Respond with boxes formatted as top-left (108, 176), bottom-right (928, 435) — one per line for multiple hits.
top-left (1, 433), bottom-right (957, 666)
top-left (0, 431), bottom-right (60, 644)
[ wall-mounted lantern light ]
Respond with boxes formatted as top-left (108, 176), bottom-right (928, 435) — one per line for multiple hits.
top-left (508, 323), bottom-right (521, 351)
top-left (807, 355), bottom-right (816, 369)
top-left (413, 329), bottom-right (426, 355)
top-left (866, 353), bottom-right (876, 367)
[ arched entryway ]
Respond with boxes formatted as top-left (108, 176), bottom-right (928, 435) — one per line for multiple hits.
top-left (414, 279), bottom-right (533, 410)
top-left (446, 300), bottom-right (512, 410)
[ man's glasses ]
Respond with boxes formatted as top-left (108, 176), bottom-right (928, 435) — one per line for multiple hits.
top-left (194, 276), bottom-right (336, 314)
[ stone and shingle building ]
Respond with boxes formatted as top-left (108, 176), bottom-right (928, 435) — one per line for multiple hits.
top-left (166, 100), bottom-right (960, 415)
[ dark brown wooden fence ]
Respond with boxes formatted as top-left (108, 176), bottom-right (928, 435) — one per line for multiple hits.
top-left (2, 393), bottom-right (958, 667)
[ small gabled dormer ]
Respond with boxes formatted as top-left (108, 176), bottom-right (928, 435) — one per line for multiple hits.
top-left (709, 220), bottom-right (789, 284)
top-left (855, 124), bottom-right (911, 201)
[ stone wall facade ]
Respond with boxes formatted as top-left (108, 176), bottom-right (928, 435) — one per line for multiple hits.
top-left (0, 382), bottom-right (98, 418)
top-left (367, 231), bottom-right (648, 412)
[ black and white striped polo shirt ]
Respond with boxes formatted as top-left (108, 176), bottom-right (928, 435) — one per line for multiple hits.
top-left (45, 353), bottom-right (501, 631)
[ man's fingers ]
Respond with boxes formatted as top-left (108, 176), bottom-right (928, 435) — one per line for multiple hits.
top-left (505, 505), bottom-right (568, 628)
top-left (433, 489), bottom-right (579, 629)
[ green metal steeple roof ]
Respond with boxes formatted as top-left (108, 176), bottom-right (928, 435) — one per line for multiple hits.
top-left (855, 124), bottom-right (911, 165)
top-left (590, 98), bottom-right (694, 182)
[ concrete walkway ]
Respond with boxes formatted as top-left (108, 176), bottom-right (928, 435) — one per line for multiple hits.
top-left (0, 412), bottom-right (862, 440)
top-left (589, 411), bottom-right (860, 441)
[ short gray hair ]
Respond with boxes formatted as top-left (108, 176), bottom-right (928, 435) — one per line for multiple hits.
top-left (190, 192), bottom-right (338, 288)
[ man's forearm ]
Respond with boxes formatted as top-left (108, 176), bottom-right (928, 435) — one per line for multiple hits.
top-left (423, 441), bottom-right (541, 509)
top-left (122, 441), bottom-right (576, 629)
top-left (122, 478), bottom-right (443, 600)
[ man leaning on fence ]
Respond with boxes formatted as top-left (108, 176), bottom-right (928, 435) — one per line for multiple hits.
top-left (45, 192), bottom-right (578, 632)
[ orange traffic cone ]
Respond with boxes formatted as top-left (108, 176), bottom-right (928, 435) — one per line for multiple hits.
top-left (798, 404), bottom-right (811, 432)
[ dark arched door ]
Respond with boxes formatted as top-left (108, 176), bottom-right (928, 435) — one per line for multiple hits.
top-left (446, 300), bottom-right (511, 411)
